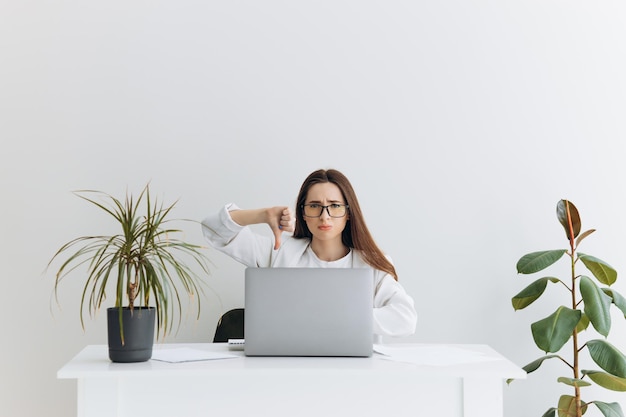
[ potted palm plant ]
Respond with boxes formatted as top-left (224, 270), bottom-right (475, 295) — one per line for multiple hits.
top-left (48, 184), bottom-right (212, 363)
top-left (512, 199), bottom-right (626, 417)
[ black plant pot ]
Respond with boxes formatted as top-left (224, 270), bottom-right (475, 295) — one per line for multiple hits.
top-left (107, 307), bottom-right (156, 363)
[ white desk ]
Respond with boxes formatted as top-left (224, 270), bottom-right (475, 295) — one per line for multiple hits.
top-left (58, 343), bottom-right (525, 417)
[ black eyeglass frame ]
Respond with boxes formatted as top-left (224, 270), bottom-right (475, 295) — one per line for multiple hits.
top-left (301, 204), bottom-right (350, 218)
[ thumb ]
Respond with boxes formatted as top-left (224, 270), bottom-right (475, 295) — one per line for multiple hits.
top-left (272, 225), bottom-right (282, 250)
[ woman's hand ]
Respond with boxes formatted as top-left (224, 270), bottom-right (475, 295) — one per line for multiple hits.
top-left (266, 206), bottom-right (295, 250)
top-left (229, 206), bottom-right (296, 250)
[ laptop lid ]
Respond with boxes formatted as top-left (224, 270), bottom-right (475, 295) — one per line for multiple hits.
top-left (244, 267), bottom-right (374, 357)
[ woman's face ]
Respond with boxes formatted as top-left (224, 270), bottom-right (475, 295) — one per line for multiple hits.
top-left (302, 182), bottom-right (349, 244)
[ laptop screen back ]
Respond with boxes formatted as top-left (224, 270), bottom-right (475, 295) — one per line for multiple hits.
top-left (244, 267), bottom-right (374, 357)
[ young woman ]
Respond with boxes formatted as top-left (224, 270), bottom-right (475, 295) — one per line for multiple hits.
top-left (201, 169), bottom-right (417, 338)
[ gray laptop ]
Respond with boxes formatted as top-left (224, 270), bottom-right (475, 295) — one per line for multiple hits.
top-left (244, 267), bottom-right (374, 357)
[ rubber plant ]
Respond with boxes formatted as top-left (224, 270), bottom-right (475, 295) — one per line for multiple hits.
top-left (512, 199), bottom-right (626, 417)
top-left (48, 184), bottom-right (212, 343)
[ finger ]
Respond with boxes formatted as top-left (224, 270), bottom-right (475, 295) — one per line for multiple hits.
top-left (280, 214), bottom-right (295, 232)
top-left (279, 216), bottom-right (292, 228)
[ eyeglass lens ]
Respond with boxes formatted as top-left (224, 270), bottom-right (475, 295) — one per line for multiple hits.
top-left (303, 204), bottom-right (347, 217)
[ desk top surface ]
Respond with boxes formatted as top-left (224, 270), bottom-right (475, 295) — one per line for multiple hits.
top-left (58, 343), bottom-right (526, 380)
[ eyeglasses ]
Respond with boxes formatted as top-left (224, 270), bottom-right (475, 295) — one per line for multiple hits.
top-left (301, 204), bottom-right (349, 218)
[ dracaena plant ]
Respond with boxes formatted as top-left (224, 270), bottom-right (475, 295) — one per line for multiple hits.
top-left (512, 199), bottom-right (626, 417)
top-left (48, 184), bottom-right (212, 342)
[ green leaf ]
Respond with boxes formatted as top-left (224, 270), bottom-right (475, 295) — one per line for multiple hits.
top-left (602, 288), bottom-right (626, 318)
top-left (580, 276), bottom-right (612, 337)
top-left (531, 306), bottom-right (581, 353)
top-left (586, 340), bottom-right (626, 378)
top-left (517, 250), bottom-right (567, 274)
top-left (542, 408), bottom-right (557, 417)
top-left (521, 355), bottom-right (562, 374)
top-left (557, 377), bottom-right (591, 387)
top-left (579, 253), bottom-right (618, 286)
top-left (558, 394), bottom-right (587, 417)
top-left (557, 199), bottom-right (581, 241)
top-left (576, 313), bottom-right (590, 333)
top-left (512, 277), bottom-right (560, 310)
top-left (582, 370), bottom-right (626, 391)
top-left (594, 401), bottom-right (625, 417)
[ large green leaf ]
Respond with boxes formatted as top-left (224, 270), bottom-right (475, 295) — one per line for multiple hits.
top-left (530, 306), bottom-right (582, 353)
top-left (586, 339), bottom-right (626, 378)
top-left (521, 355), bottom-right (562, 374)
top-left (579, 253), bottom-right (618, 286)
top-left (531, 306), bottom-right (581, 353)
top-left (582, 370), bottom-right (626, 391)
top-left (507, 354), bottom-right (563, 385)
top-left (602, 288), bottom-right (626, 318)
top-left (594, 401), bottom-right (625, 417)
top-left (580, 276), bottom-right (612, 337)
top-left (558, 394), bottom-right (587, 417)
top-left (557, 377), bottom-right (591, 388)
top-left (517, 250), bottom-right (567, 274)
top-left (557, 200), bottom-right (581, 241)
top-left (512, 277), bottom-right (560, 310)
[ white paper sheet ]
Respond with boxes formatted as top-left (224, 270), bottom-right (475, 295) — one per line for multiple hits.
top-left (374, 344), bottom-right (500, 366)
top-left (151, 347), bottom-right (239, 363)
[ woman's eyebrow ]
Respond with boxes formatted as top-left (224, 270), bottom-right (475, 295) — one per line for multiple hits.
top-left (306, 199), bottom-right (343, 204)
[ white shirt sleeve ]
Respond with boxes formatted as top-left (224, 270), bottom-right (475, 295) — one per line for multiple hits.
top-left (201, 203), bottom-right (275, 267)
top-left (373, 272), bottom-right (417, 337)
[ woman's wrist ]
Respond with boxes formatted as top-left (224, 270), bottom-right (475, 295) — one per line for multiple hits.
top-left (229, 208), bottom-right (268, 227)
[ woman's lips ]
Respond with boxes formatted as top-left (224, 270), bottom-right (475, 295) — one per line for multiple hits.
top-left (318, 225), bottom-right (332, 231)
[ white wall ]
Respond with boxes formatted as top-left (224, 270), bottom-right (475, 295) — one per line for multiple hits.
top-left (2, 1), bottom-right (625, 416)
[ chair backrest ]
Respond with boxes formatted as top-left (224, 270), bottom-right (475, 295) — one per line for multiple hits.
top-left (213, 308), bottom-right (245, 342)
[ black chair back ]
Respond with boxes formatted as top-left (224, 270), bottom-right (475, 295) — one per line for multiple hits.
top-left (213, 308), bottom-right (245, 342)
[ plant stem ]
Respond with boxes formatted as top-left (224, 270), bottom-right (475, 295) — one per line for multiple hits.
top-left (570, 252), bottom-right (578, 382)
top-left (566, 202), bottom-right (582, 417)
top-left (128, 264), bottom-right (139, 311)
top-left (571, 251), bottom-right (581, 416)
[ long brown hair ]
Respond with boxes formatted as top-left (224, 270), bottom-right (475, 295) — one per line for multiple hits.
top-left (293, 169), bottom-right (398, 281)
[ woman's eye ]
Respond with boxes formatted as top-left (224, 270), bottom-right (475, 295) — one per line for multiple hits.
top-left (309, 204), bottom-right (320, 209)
top-left (330, 204), bottom-right (341, 209)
